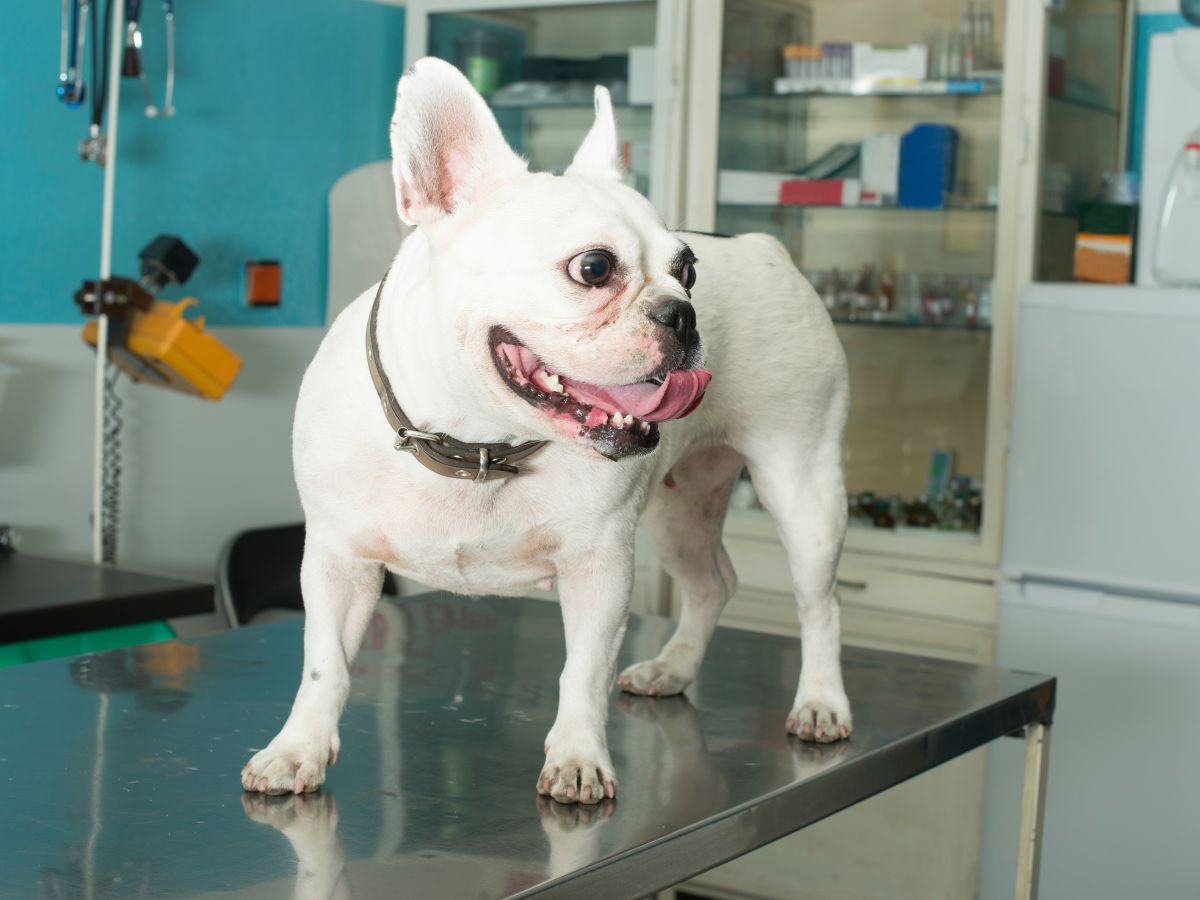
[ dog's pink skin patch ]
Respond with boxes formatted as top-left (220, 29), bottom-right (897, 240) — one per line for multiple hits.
top-left (354, 531), bottom-right (402, 566)
top-left (663, 472), bottom-right (677, 488)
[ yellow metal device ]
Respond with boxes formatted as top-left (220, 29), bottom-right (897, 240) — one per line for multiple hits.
top-left (82, 297), bottom-right (242, 400)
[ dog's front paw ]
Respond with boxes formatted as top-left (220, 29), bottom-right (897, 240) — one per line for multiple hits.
top-left (242, 731), bottom-right (337, 795)
top-left (616, 658), bottom-right (693, 696)
top-left (537, 747), bottom-right (617, 805)
top-left (787, 691), bottom-right (852, 743)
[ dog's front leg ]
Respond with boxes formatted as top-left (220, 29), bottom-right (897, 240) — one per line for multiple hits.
top-left (243, 538), bottom-right (383, 794)
top-left (538, 547), bottom-right (633, 804)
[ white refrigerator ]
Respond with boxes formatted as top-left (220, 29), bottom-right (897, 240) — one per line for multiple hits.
top-left (977, 284), bottom-right (1200, 900)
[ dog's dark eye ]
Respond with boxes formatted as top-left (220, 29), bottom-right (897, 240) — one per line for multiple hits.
top-left (568, 250), bottom-right (615, 287)
top-left (679, 261), bottom-right (696, 290)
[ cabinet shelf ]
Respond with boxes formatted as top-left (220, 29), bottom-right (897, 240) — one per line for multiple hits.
top-left (726, 507), bottom-right (981, 544)
top-left (733, 80), bottom-right (1002, 100)
top-left (831, 317), bottom-right (991, 332)
top-left (717, 202), bottom-right (997, 214)
top-left (722, 86), bottom-right (1116, 117)
top-left (1048, 93), bottom-right (1120, 116)
top-left (488, 99), bottom-right (652, 111)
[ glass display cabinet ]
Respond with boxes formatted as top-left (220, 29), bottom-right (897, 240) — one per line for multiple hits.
top-left (404, 0), bottom-right (688, 223)
top-left (701, 0), bottom-right (1009, 565)
top-left (682, 0), bottom-right (1131, 570)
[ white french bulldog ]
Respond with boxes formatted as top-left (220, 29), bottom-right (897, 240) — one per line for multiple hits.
top-left (243, 57), bottom-right (851, 805)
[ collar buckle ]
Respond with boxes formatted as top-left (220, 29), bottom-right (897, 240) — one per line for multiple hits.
top-left (394, 427), bottom-right (445, 454)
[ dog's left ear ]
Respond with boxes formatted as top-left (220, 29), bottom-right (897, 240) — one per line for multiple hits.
top-left (565, 87), bottom-right (622, 181)
top-left (390, 57), bottom-right (527, 227)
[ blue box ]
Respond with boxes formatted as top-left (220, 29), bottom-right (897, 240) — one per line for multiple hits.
top-left (898, 124), bottom-right (958, 209)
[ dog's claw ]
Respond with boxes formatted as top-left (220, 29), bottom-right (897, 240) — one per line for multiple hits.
top-left (537, 751), bottom-right (616, 805)
top-left (787, 697), bottom-right (853, 743)
top-left (617, 658), bottom-right (692, 697)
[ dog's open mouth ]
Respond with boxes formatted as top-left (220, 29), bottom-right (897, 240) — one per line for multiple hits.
top-left (489, 327), bottom-right (711, 458)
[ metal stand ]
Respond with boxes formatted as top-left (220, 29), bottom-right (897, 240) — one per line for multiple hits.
top-left (92, 0), bottom-right (127, 564)
top-left (1014, 722), bottom-right (1051, 900)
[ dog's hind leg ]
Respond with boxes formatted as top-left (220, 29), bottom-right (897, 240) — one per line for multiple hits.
top-left (242, 533), bottom-right (383, 794)
top-left (617, 444), bottom-right (745, 697)
top-left (744, 423), bottom-right (852, 743)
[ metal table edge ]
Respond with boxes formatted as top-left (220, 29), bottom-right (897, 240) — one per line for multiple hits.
top-left (524, 674), bottom-right (1057, 898)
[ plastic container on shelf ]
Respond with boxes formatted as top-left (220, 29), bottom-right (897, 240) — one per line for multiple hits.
top-left (898, 124), bottom-right (958, 209)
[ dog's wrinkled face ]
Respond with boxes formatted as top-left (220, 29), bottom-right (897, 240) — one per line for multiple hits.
top-left (390, 59), bottom-right (711, 459)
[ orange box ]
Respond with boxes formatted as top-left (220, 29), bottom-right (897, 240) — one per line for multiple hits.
top-left (245, 259), bottom-right (282, 306)
top-left (1074, 232), bottom-right (1133, 284)
top-left (82, 298), bottom-right (242, 400)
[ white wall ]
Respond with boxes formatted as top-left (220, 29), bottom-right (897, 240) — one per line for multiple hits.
top-left (0, 325), bottom-right (322, 580)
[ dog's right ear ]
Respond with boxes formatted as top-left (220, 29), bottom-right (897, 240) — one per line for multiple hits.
top-left (390, 57), bottom-right (526, 227)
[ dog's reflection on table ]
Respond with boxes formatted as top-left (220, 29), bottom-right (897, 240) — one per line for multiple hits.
top-left (242, 694), bottom-right (849, 898)
top-left (243, 792), bottom-right (351, 900)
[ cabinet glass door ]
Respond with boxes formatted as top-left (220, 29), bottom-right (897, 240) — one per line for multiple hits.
top-left (1037, 0), bottom-right (1130, 282)
top-left (407, 0), bottom-right (670, 211)
top-left (712, 0), bottom-right (1008, 552)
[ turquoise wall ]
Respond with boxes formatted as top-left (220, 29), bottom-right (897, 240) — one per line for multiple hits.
top-left (0, 1), bottom-right (406, 325)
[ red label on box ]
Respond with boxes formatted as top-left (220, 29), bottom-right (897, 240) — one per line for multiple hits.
top-left (779, 179), bottom-right (847, 205)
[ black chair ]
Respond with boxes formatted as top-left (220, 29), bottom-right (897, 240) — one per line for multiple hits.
top-left (216, 523), bottom-right (396, 627)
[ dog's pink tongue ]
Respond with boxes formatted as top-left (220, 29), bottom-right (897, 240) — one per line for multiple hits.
top-left (568, 370), bottom-right (712, 422)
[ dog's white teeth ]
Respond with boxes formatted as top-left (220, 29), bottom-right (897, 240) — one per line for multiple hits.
top-left (623, 414), bottom-right (634, 427)
top-left (610, 411), bottom-right (624, 428)
top-left (532, 366), bottom-right (564, 393)
top-left (640, 421), bottom-right (651, 435)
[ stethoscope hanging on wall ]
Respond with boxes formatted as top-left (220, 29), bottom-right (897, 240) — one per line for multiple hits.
top-left (56, 0), bottom-right (90, 107)
top-left (122, 0), bottom-right (175, 118)
top-left (58, 0), bottom-right (177, 166)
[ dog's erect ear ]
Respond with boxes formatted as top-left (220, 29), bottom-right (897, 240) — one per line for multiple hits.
top-left (565, 86), bottom-right (622, 181)
top-left (390, 57), bottom-right (526, 227)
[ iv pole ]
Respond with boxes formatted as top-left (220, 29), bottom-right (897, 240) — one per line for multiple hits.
top-left (92, 0), bottom-right (126, 565)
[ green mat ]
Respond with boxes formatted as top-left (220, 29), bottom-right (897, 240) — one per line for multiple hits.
top-left (0, 620), bottom-right (176, 668)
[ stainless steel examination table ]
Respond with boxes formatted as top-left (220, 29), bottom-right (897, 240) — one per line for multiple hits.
top-left (0, 593), bottom-right (1055, 899)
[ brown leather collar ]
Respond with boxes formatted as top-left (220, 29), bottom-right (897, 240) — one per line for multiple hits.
top-left (365, 270), bottom-right (547, 482)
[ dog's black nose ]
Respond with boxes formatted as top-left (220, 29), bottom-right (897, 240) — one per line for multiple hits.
top-left (649, 297), bottom-right (697, 346)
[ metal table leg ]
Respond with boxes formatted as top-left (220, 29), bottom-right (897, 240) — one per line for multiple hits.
top-left (1014, 722), bottom-right (1051, 900)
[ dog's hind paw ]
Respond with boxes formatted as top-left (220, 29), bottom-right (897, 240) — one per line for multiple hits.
top-left (616, 658), bottom-right (692, 697)
top-left (242, 732), bottom-right (337, 795)
top-left (787, 695), bottom-right (852, 743)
